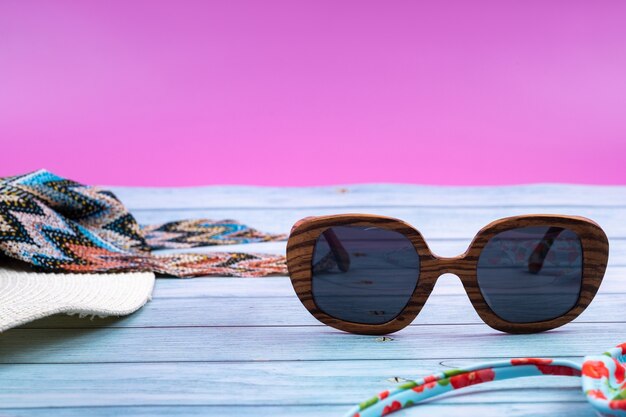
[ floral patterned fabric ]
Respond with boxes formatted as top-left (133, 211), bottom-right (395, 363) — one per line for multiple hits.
top-left (346, 343), bottom-right (626, 417)
top-left (0, 170), bottom-right (287, 277)
top-left (582, 343), bottom-right (626, 415)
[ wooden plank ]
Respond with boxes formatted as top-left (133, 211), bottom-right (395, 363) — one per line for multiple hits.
top-left (108, 184), bottom-right (626, 209)
top-left (0, 360), bottom-right (583, 408)
top-left (131, 205), bottom-right (626, 238)
top-left (0, 403), bottom-right (598, 417)
top-left (18, 288), bottom-right (626, 329)
top-left (1, 322), bottom-right (624, 363)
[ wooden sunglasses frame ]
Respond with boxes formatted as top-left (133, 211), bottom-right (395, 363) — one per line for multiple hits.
top-left (286, 214), bottom-right (609, 335)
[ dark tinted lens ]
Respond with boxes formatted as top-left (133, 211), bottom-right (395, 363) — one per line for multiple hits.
top-left (311, 225), bottom-right (420, 324)
top-left (477, 226), bottom-right (583, 323)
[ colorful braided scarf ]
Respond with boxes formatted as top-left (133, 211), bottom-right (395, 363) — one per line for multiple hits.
top-left (0, 170), bottom-right (287, 277)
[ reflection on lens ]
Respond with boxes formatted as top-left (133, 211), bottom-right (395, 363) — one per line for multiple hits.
top-left (311, 226), bottom-right (420, 325)
top-left (477, 226), bottom-right (583, 323)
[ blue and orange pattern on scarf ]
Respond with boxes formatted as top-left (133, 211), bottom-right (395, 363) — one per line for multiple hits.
top-left (0, 170), bottom-right (286, 277)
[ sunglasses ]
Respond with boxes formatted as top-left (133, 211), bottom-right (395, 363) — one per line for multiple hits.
top-left (286, 214), bottom-right (608, 334)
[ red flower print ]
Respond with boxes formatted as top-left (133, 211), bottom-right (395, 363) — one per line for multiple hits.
top-left (352, 413), bottom-right (360, 417)
top-left (586, 390), bottom-right (607, 400)
top-left (511, 358), bottom-right (578, 375)
top-left (511, 358), bottom-right (553, 366)
top-left (449, 369), bottom-right (496, 389)
top-left (613, 359), bottom-right (626, 384)
top-left (610, 400), bottom-right (626, 410)
top-left (379, 390), bottom-right (389, 400)
top-left (412, 385), bottom-right (425, 393)
top-left (411, 375), bottom-right (438, 394)
top-left (536, 365), bottom-right (581, 376)
top-left (423, 375), bottom-right (438, 384)
top-left (381, 401), bottom-right (402, 416)
top-left (582, 361), bottom-right (610, 379)
top-left (618, 343), bottom-right (626, 355)
top-left (412, 381), bottom-right (436, 393)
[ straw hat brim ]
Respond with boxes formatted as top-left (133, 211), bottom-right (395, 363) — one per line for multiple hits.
top-left (0, 263), bottom-right (155, 332)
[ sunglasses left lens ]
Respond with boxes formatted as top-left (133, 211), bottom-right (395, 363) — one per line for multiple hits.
top-left (311, 225), bottom-right (420, 325)
top-left (476, 226), bottom-right (583, 323)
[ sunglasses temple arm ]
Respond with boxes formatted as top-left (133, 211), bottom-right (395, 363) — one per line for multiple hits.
top-left (343, 359), bottom-right (581, 417)
top-left (321, 229), bottom-right (351, 272)
top-left (528, 227), bottom-right (565, 274)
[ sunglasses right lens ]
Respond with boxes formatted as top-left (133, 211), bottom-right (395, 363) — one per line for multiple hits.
top-left (477, 226), bottom-right (583, 323)
top-left (311, 225), bottom-right (420, 325)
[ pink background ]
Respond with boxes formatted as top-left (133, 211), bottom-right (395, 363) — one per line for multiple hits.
top-left (1, 1), bottom-right (625, 186)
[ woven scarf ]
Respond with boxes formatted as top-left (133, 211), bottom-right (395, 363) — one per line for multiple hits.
top-left (0, 170), bottom-right (287, 277)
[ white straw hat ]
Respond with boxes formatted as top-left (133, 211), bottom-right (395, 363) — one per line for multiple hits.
top-left (0, 263), bottom-right (155, 332)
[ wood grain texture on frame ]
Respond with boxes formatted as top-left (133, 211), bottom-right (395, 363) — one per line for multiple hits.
top-left (286, 214), bottom-right (609, 335)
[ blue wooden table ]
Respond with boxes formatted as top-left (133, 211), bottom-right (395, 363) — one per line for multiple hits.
top-left (1, 184), bottom-right (625, 416)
